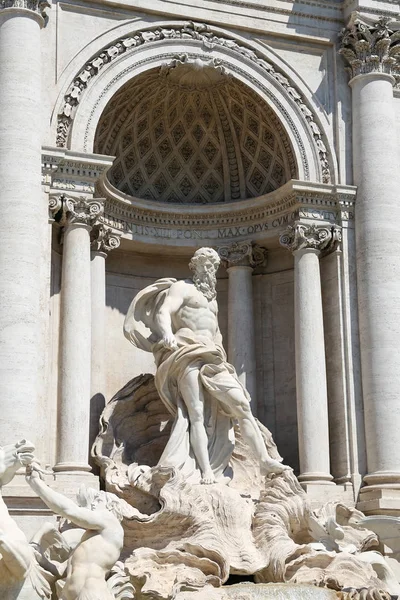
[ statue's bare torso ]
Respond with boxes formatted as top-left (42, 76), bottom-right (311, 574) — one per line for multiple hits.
top-left (61, 522), bottom-right (122, 600)
top-left (170, 280), bottom-right (219, 342)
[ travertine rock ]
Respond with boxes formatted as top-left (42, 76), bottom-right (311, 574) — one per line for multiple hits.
top-left (93, 375), bottom-right (398, 599)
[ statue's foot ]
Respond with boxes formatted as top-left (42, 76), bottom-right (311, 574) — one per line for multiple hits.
top-left (261, 459), bottom-right (292, 476)
top-left (201, 470), bottom-right (216, 485)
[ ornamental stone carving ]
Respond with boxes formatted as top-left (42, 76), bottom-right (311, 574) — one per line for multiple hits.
top-left (218, 241), bottom-right (267, 267)
top-left (0, 0), bottom-right (49, 16)
top-left (48, 194), bottom-right (104, 228)
top-left (56, 21), bottom-right (331, 183)
top-left (279, 222), bottom-right (342, 255)
top-left (91, 224), bottom-right (121, 254)
top-left (97, 69), bottom-right (295, 204)
top-left (339, 15), bottom-right (400, 82)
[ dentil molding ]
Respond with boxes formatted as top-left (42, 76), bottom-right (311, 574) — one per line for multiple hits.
top-left (42, 147), bottom-right (355, 249)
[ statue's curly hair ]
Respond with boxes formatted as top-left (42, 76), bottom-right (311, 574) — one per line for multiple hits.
top-left (189, 247), bottom-right (220, 272)
top-left (76, 486), bottom-right (124, 522)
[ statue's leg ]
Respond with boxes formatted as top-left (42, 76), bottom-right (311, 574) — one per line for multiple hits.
top-left (179, 369), bottom-right (216, 484)
top-left (221, 389), bottom-right (290, 475)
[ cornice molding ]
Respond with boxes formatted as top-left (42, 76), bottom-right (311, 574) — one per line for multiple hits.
top-left (97, 178), bottom-right (356, 246)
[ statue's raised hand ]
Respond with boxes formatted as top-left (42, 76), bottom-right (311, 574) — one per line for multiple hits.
top-left (0, 439), bottom-right (35, 487)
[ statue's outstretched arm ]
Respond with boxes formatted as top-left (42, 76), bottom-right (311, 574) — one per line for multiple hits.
top-left (26, 471), bottom-right (104, 531)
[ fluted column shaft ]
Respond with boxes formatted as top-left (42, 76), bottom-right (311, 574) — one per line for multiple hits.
top-left (340, 17), bottom-right (400, 487)
top-left (0, 5), bottom-right (46, 451)
top-left (281, 223), bottom-right (340, 485)
top-left (54, 197), bottom-right (103, 472)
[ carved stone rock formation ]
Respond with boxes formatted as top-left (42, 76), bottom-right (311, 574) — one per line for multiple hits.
top-left (93, 375), bottom-right (396, 600)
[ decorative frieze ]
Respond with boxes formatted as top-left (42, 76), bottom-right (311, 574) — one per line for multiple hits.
top-left (90, 224), bottom-right (121, 254)
top-left (48, 194), bottom-right (104, 228)
top-left (279, 222), bottom-right (342, 255)
top-left (218, 241), bottom-right (267, 267)
top-left (0, 0), bottom-right (49, 16)
top-left (339, 15), bottom-right (400, 82)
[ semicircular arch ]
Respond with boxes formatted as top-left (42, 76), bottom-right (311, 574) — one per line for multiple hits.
top-left (53, 21), bottom-right (336, 185)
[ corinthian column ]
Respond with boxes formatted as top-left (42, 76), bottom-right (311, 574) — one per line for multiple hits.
top-left (218, 242), bottom-right (266, 417)
top-left (54, 196), bottom-right (104, 473)
top-left (340, 16), bottom-right (400, 502)
top-left (280, 223), bottom-right (341, 486)
top-left (89, 225), bottom-right (120, 456)
top-left (0, 1), bottom-right (48, 452)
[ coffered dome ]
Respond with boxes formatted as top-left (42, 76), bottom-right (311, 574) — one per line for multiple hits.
top-left (95, 64), bottom-right (297, 204)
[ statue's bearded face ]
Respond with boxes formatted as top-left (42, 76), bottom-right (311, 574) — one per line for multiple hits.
top-left (193, 259), bottom-right (217, 300)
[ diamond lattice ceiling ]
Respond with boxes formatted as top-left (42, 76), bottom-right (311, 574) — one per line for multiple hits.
top-left (95, 66), bottom-right (297, 204)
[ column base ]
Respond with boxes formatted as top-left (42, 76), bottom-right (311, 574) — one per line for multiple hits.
top-left (301, 482), bottom-right (355, 509)
top-left (298, 471), bottom-right (335, 485)
top-left (53, 461), bottom-right (92, 473)
top-left (357, 472), bottom-right (400, 515)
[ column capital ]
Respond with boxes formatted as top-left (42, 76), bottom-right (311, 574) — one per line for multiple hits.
top-left (339, 14), bottom-right (400, 83)
top-left (217, 241), bottom-right (267, 268)
top-left (90, 224), bottom-right (121, 255)
top-left (279, 222), bottom-right (342, 255)
top-left (0, 0), bottom-right (49, 17)
top-left (48, 194), bottom-right (104, 229)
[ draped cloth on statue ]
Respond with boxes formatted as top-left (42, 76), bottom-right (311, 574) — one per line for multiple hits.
top-left (124, 278), bottom-right (252, 482)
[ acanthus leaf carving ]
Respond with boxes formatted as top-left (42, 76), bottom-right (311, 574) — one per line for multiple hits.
top-left (339, 15), bottom-right (400, 83)
top-left (0, 0), bottom-right (49, 16)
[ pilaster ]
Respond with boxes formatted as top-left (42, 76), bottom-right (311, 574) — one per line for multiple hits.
top-left (89, 225), bottom-right (121, 469)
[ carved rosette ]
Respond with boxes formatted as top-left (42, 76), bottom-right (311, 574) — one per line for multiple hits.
top-left (90, 224), bottom-right (121, 255)
top-left (0, 0), bottom-right (49, 16)
top-left (48, 195), bottom-right (104, 229)
top-left (279, 223), bottom-right (342, 255)
top-left (339, 16), bottom-right (400, 82)
top-left (218, 241), bottom-right (267, 268)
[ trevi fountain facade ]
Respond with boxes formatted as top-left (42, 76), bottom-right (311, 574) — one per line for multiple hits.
top-left (0, 0), bottom-right (400, 598)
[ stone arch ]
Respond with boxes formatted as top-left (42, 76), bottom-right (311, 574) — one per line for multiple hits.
top-left (52, 21), bottom-right (337, 185)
